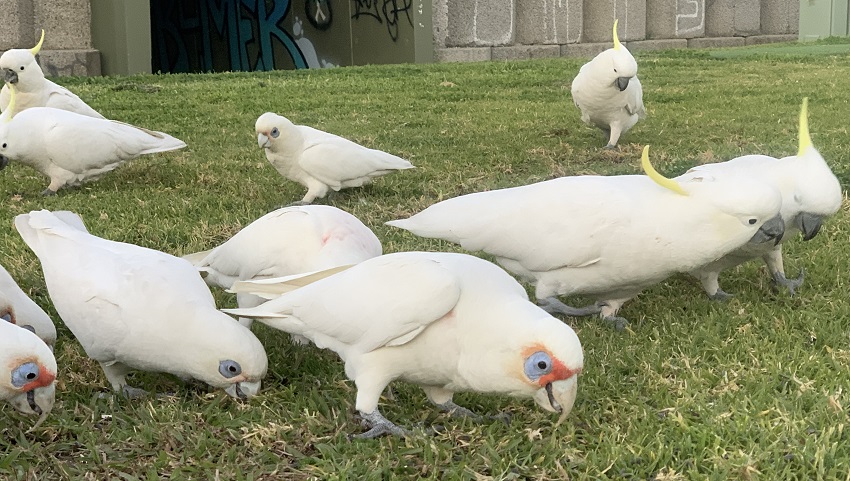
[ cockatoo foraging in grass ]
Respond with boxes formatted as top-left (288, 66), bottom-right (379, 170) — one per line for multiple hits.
top-left (681, 99), bottom-right (842, 300)
top-left (224, 252), bottom-right (584, 439)
top-left (183, 205), bottom-right (382, 331)
top-left (0, 319), bottom-right (56, 429)
top-left (255, 112), bottom-right (414, 205)
top-left (0, 30), bottom-right (104, 118)
top-left (571, 20), bottom-right (645, 149)
top-left (0, 263), bottom-right (57, 348)
top-left (15, 210), bottom-right (268, 400)
top-left (0, 83), bottom-right (186, 196)
top-left (387, 147), bottom-right (786, 330)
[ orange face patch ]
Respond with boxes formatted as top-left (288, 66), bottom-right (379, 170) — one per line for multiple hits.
top-left (19, 364), bottom-right (56, 392)
top-left (521, 344), bottom-right (581, 387)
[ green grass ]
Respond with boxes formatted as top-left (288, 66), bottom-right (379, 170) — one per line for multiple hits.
top-left (2, 39), bottom-right (850, 480)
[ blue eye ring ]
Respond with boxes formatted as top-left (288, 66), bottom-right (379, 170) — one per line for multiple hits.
top-left (270, 127), bottom-right (280, 138)
top-left (11, 362), bottom-right (39, 388)
top-left (219, 360), bottom-right (242, 379)
top-left (523, 351), bottom-right (553, 381)
top-left (1, 312), bottom-right (12, 323)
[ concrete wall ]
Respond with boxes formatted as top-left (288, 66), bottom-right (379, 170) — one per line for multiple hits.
top-left (436, 0), bottom-right (799, 62)
top-left (0, 0), bottom-right (100, 76)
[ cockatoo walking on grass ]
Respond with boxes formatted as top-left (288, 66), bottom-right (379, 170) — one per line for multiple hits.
top-left (15, 210), bottom-right (268, 400)
top-left (387, 147), bottom-right (785, 329)
top-left (571, 20), bottom-right (645, 148)
top-left (255, 112), bottom-right (414, 205)
top-left (682, 99), bottom-right (842, 299)
top-left (0, 30), bottom-right (104, 118)
top-left (224, 252), bottom-right (584, 439)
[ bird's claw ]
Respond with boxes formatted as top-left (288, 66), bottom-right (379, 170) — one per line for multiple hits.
top-left (709, 289), bottom-right (734, 301)
top-left (352, 410), bottom-right (407, 439)
top-left (772, 269), bottom-right (804, 296)
top-left (602, 315), bottom-right (628, 331)
top-left (41, 188), bottom-right (57, 197)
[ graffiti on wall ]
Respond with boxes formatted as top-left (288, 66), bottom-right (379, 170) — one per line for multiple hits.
top-left (351, 0), bottom-right (413, 41)
top-left (151, 0), bottom-right (338, 73)
top-left (676, 0), bottom-right (705, 37)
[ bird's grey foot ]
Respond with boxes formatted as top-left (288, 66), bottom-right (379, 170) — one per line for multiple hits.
top-left (603, 143), bottom-right (617, 150)
top-left (436, 400), bottom-right (483, 421)
top-left (709, 289), bottom-right (734, 301)
top-left (122, 385), bottom-right (150, 400)
top-left (602, 315), bottom-right (629, 331)
top-left (538, 297), bottom-right (602, 317)
top-left (353, 409), bottom-right (407, 439)
top-left (41, 188), bottom-right (57, 196)
top-left (772, 269), bottom-right (804, 296)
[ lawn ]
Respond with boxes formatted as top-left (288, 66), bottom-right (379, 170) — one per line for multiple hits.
top-left (1, 39), bottom-right (850, 480)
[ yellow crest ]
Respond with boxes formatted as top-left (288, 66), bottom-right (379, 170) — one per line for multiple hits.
top-left (31, 29), bottom-right (45, 56)
top-left (797, 97), bottom-right (811, 157)
top-left (641, 146), bottom-right (687, 196)
top-left (613, 19), bottom-right (622, 50)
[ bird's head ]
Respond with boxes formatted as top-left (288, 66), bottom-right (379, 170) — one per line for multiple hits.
top-left (607, 19), bottom-right (638, 91)
top-left (0, 285), bottom-right (57, 350)
top-left (1, 320), bottom-right (56, 428)
top-left (255, 112), bottom-right (293, 151)
top-left (0, 30), bottom-right (45, 90)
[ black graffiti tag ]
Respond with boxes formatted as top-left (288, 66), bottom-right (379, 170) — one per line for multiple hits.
top-left (351, 0), bottom-right (413, 42)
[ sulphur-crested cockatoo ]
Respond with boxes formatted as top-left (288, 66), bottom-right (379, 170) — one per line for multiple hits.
top-left (387, 147), bottom-right (785, 329)
top-left (0, 262), bottom-right (57, 348)
top-left (0, 30), bottom-right (104, 118)
top-left (0, 84), bottom-right (186, 195)
top-left (255, 112), bottom-right (414, 204)
top-left (183, 205), bottom-right (382, 330)
top-left (571, 20), bottom-right (645, 148)
top-left (0, 319), bottom-right (57, 429)
top-left (681, 99), bottom-right (842, 299)
top-left (224, 251), bottom-right (584, 438)
top-left (15, 210), bottom-right (268, 400)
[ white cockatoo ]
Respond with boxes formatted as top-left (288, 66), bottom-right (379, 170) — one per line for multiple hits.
top-left (0, 30), bottom-right (104, 118)
top-left (224, 251), bottom-right (584, 438)
top-left (387, 147), bottom-right (786, 329)
top-left (255, 112), bottom-right (414, 204)
top-left (0, 262), bottom-right (56, 348)
top-left (681, 99), bottom-right (843, 299)
top-left (14, 210), bottom-right (268, 400)
top-left (571, 20), bottom-right (645, 148)
top-left (183, 205), bottom-right (382, 330)
top-left (0, 319), bottom-right (57, 429)
top-left (0, 83), bottom-right (186, 195)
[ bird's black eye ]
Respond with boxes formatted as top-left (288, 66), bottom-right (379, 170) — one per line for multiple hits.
top-left (270, 127), bottom-right (280, 138)
top-left (748, 218), bottom-right (757, 225)
top-left (11, 362), bottom-right (39, 388)
top-left (2, 143), bottom-right (7, 149)
top-left (613, 68), bottom-right (618, 73)
top-left (219, 360), bottom-right (242, 378)
top-left (19, 66), bottom-right (24, 71)
top-left (524, 351), bottom-right (554, 381)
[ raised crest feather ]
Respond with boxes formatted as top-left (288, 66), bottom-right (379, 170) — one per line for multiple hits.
top-left (640, 146), bottom-right (687, 196)
top-left (31, 30), bottom-right (45, 56)
top-left (798, 97), bottom-right (811, 157)
top-left (613, 19), bottom-right (621, 50)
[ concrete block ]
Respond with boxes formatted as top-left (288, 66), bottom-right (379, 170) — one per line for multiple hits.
top-left (647, 0), bottom-right (705, 39)
top-left (626, 38), bottom-right (688, 52)
top-left (583, 0), bottom-right (646, 43)
top-left (0, 0), bottom-right (35, 50)
top-left (760, 0), bottom-right (798, 35)
top-left (560, 42), bottom-right (610, 58)
top-left (433, 0), bottom-right (449, 48)
top-left (34, 0), bottom-right (92, 49)
top-left (743, 34), bottom-right (797, 45)
top-left (435, 47), bottom-right (493, 62)
top-left (686, 36), bottom-right (745, 48)
top-left (38, 49), bottom-right (101, 77)
top-left (446, 0), bottom-right (515, 47)
top-left (705, 0), bottom-right (760, 37)
top-left (516, 0), bottom-right (582, 45)
top-left (492, 45), bottom-right (561, 60)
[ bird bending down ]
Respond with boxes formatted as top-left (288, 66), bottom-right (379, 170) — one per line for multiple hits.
top-left (0, 83), bottom-right (186, 195)
top-left (0, 262), bottom-right (57, 348)
top-left (0, 319), bottom-right (57, 429)
top-left (255, 112), bottom-right (414, 205)
top-left (681, 98), bottom-right (842, 299)
top-left (224, 252), bottom-right (584, 438)
top-left (571, 20), bottom-right (645, 148)
top-left (0, 30), bottom-right (104, 118)
top-left (388, 147), bottom-right (785, 329)
top-left (15, 210), bottom-right (268, 400)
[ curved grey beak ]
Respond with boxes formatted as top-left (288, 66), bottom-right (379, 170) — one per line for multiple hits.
top-left (749, 214), bottom-right (785, 246)
top-left (0, 155), bottom-right (8, 170)
top-left (796, 212), bottom-right (823, 241)
top-left (615, 76), bottom-right (631, 91)
top-left (4, 68), bottom-right (18, 84)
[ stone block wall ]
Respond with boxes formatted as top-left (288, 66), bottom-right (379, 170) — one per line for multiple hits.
top-left (0, 0), bottom-right (100, 76)
top-left (435, 0), bottom-right (799, 62)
